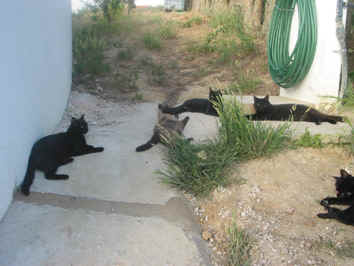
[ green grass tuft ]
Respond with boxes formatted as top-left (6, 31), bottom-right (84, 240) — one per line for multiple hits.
top-left (159, 20), bottom-right (178, 40)
top-left (160, 98), bottom-right (292, 197)
top-left (227, 219), bottom-right (252, 266)
top-left (187, 7), bottom-right (256, 64)
top-left (293, 129), bottom-right (324, 148)
top-left (143, 32), bottom-right (162, 50)
top-left (160, 138), bottom-right (234, 196)
top-left (217, 99), bottom-right (292, 160)
top-left (73, 24), bottom-right (110, 77)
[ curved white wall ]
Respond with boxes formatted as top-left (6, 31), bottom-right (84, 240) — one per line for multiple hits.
top-left (0, 1), bottom-right (72, 219)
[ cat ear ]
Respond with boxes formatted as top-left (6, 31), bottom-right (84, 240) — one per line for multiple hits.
top-left (80, 114), bottom-right (85, 120)
top-left (265, 95), bottom-right (269, 101)
top-left (340, 169), bottom-right (350, 178)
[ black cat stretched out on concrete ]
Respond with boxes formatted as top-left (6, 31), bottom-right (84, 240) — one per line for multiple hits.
top-left (158, 88), bottom-right (223, 117)
top-left (247, 95), bottom-right (344, 125)
top-left (21, 115), bottom-right (104, 196)
top-left (317, 169), bottom-right (354, 226)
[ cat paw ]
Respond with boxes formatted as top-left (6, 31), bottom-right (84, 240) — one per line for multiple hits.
top-left (59, 175), bottom-right (69, 180)
top-left (95, 147), bottom-right (104, 152)
top-left (315, 121), bottom-right (321, 125)
top-left (320, 199), bottom-right (330, 207)
top-left (21, 186), bottom-right (30, 196)
top-left (317, 213), bottom-right (329, 219)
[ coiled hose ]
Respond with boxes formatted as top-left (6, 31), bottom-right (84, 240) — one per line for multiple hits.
top-left (267, 0), bottom-right (318, 88)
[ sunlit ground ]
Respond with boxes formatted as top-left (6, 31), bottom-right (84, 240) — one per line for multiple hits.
top-left (71, 0), bottom-right (164, 12)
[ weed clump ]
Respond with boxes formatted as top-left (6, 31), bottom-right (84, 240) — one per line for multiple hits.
top-left (73, 25), bottom-right (109, 76)
top-left (160, 98), bottom-right (292, 196)
top-left (188, 6), bottom-right (257, 64)
top-left (227, 220), bottom-right (252, 266)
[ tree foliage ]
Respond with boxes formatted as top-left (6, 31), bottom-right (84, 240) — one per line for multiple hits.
top-left (90, 0), bottom-right (124, 23)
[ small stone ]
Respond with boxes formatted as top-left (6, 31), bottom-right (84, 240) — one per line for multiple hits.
top-left (202, 231), bottom-right (212, 241)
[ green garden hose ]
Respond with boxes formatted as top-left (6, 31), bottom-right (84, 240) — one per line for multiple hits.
top-left (267, 0), bottom-right (318, 88)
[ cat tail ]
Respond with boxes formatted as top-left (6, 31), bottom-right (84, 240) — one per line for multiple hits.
top-left (20, 155), bottom-right (35, 196)
top-left (158, 103), bottom-right (186, 115)
top-left (136, 133), bottom-right (160, 152)
top-left (316, 112), bottom-right (345, 124)
top-left (327, 114), bottom-right (345, 123)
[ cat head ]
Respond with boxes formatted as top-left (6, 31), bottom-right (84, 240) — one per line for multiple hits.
top-left (333, 169), bottom-right (354, 198)
top-left (68, 115), bottom-right (88, 134)
top-left (253, 95), bottom-right (271, 112)
top-left (209, 88), bottom-right (223, 102)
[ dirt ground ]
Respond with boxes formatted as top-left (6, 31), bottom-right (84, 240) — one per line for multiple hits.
top-left (190, 148), bottom-right (354, 265)
top-left (74, 8), bottom-right (278, 106)
top-left (73, 8), bottom-right (354, 266)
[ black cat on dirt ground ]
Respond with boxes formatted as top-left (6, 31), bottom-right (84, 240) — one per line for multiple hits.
top-left (247, 95), bottom-right (344, 125)
top-left (21, 115), bottom-right (104, 196)
top-left (158, 88), bottom-right (223, 117)
top-left (317, 169), bottom-right (354, 226)
top-left (136, 108), bottom-right (190, 152)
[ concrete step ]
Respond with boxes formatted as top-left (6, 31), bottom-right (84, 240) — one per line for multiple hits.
top-left (207, 95), bottom-right (352, 140)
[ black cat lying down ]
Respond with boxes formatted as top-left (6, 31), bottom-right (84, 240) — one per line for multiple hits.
top-left (247, 95), bottom-right (344, 125)
top-left (158, 88), bottom-right (223, 117)
top-left (136, 108), bottom-right (190, 152)
top-left (317, 169), bottom-right (354, 226)
top-left (21, 115), bottom-right (104, 196)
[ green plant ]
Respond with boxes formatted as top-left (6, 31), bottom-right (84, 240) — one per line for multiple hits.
top-left (228, 71), bottom-right (262, 94)
top-left (347, 123), bottom-right (354, 155)
top-left (342, 82), bottom-right (354, 107)
top-left (160, 98), bottom-right (292, 196)
top-left (73, 25), bottom-right (109, 76)
top-left (215, 39), bottom-right (239, 64)
top-left (159, 20), bottom-right (178, 40)
top-left (186, 40), bottom-right (215, 55)
top-left (181, 16), bottom-right (203, 28)
top-left (117, 48), bottom-right (134, 61)
top-left (160, 138), bottom-right (234, 196)
top-left (227, 220), bottom-right (252, 266)
top-left (314, 238), bottom-right (354, 259)
top-left (191, 7), bottom-right (256, 64)
top-left (217, 99), bottom-right (292, 160)
top-left (133, 92), bottom-right (144, 101)
top-left (293, 129), bottom-right (324, 148)
top-left (143, 32), bottom-right (162, 50)
top-left (90, 0), bottom-right (124, 23)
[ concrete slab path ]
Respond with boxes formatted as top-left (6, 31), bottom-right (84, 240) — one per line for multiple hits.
top-left (0, 92), bottom-right (351, 266)
top-left (0, 91), bottom-right (214, 266)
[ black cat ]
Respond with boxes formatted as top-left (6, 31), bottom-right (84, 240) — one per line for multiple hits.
top-left (247, 95), bottom-right (344, 125)
top-left (21, 115), bottom-right (104, 196)
top-left (136, 108), bottom-right (190, 152)
top-left (317, 169), bottom-right (354, 226)
top-left (158, 88), bottom-right (223, 117)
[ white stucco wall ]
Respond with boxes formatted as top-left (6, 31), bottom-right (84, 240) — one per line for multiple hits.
top-left (0, 1), bottom-right (72, 219)
top-left (280, 0), bottom-right (346, 104)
